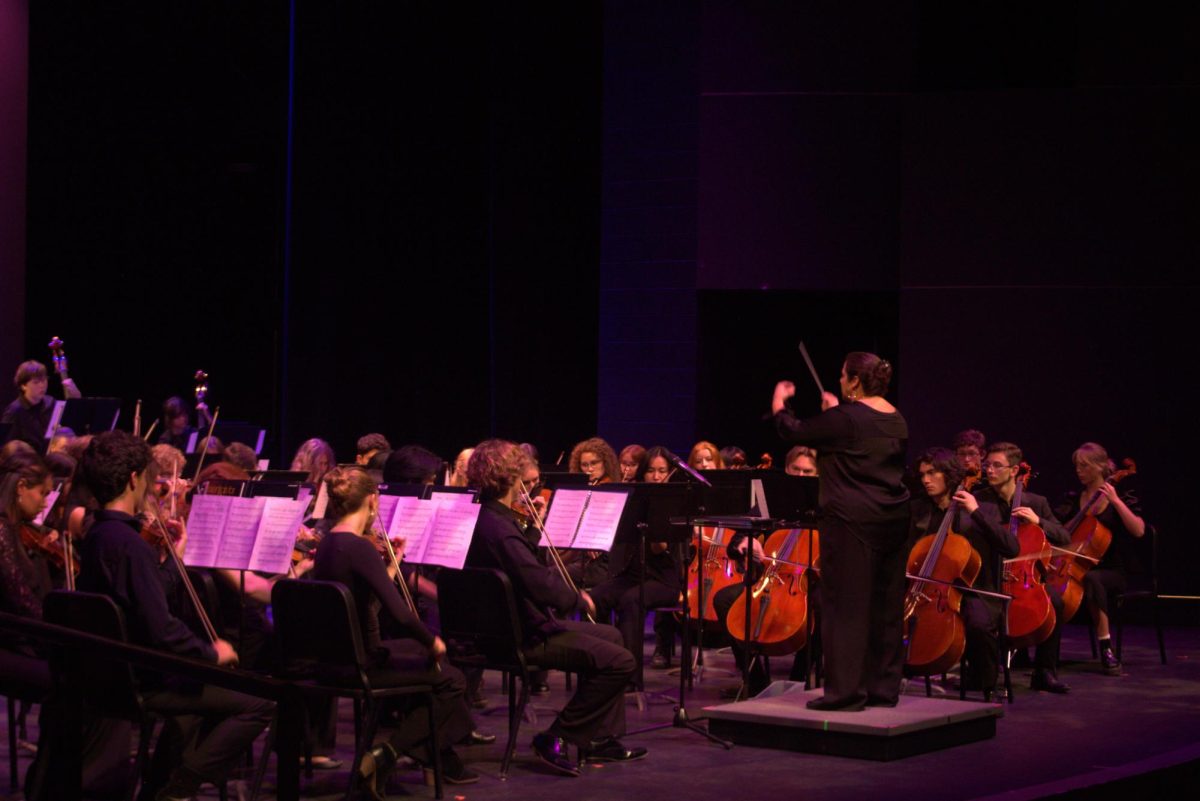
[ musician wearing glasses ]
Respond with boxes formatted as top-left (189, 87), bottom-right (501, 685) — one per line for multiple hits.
top-left (973, 442), bottom-right (1072, 694)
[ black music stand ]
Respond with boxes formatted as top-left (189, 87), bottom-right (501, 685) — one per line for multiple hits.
top-left (51, 397), bottom-right (122, 437)
top-left (625, 484), bottom-right (731, 747)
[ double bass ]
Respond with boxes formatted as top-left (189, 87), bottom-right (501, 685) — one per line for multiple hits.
top-left (1044, 459), bottom-right (1137, 623)
top-left (904, 477), bottom-right (982, 676)
top-left (724, 526), bottom-right (819, 656)
top-left (1002, 464), bottom-right (1057, 648)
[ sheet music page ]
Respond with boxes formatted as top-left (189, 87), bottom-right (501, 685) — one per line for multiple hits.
top-left (311, 481), bottom-right (329, 520)
top-left (44, 401), bottom-right (66, 439)
top-left (377, 493), bottom-right (402, 532)
top-left (418, 493), bottom-right (481, 569)
top-left (571, 491), bottom-right (629, 551)
top-left (256, 459), bottom-right (270, 471)
top-left (33, 489), bottom-right (61, 527)
top-left (186, 431), bottom-right (199, 454)
top-left (541, 488), bottom-right (589, 548)
top-left (387, 496), bottom-right (437, 563)
top-left (214, 496), bottom-right (267, 569)
top-left (248, 497), bottom-right (308, 574)
top-left (184, 494), bottom-right (231, 568)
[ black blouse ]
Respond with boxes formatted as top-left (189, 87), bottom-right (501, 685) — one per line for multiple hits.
top-left (775, 403), bottom-right (911, 531)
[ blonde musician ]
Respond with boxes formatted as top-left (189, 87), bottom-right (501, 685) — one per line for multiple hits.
top-left (687, 440), bottom-right (723, 470)
top-left (785, 445), bottom-right (819, 477)
top-left (618, 444), bottom-right (646, 482)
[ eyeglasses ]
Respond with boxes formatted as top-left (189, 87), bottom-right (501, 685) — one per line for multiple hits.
top-left (982, 461), bottom-right (1011, 471)
top-left (579, 460), bottom-right (603, 469)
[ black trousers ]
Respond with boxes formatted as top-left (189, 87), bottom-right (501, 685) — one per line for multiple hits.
top-left (377, 639), bottom-right (473, 761)
top-left (961, 596), bottom-right (1003, 691)
top-left (817, 519), bottom-right (907, 708)
top-left (523, 621), bottom-right (635, 748)
top-left (1033, 584), bottom-right (1065, 672)
top-left (1083, 568), bottom-right (1128, 621)
top-left (141, 682), bottom-right (275, 789)
top-left (589, 575), bottom-right (680, 661)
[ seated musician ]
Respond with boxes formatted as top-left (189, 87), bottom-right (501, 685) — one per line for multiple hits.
top-left (356, 432), bottom-right (392, 466)
top-left (953, 429), bottom-right (986, 475)
top-left (464, 439), bottom-right (645, 776)
top-left (310, 466), bottom-right (479, 788)
top-left (2, 361), bottom-right (79, 451)
top-left (719, 446), bottom-right (747, 468)
top-left (0, 450), bottom-right (55, 684)
top-left (290, 437), bottom-right (335, 486)
top-left (617, 444), bottom-right (645, 482)
top-left (447, 447), bottom-right (473, 487)
top-left (974, 441), bottom-right (1072, 694)
top-left (564, 437), bottom-right (619, 588)
top-left (47, 427), bottom-right (76, 455)
top-left (75, 431), bottom-right (274, 801)
top-left (911, 447), bottom-right (1017, 695)
top-left (1059, 442), bottom-right (1145, 676)
top-left (687, 440), bottom-right (724, 470)
top-left (156, 396), bottom-right (202, 453)
top-left (222, 441), bottom-right (258, 474)
top-left (589, 446), bottom-right (681, 672)
top-left (784, 445), bottom-right (818, 477)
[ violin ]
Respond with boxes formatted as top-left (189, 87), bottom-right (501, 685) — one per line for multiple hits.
top-left (20, 522), bottom-right (79, 579)
top-left (903, 475), bottom-right (982, 676)
top-left (725, 527), bottom-right (819, 655)
top-left (755, 453), bottom-right (774, 470)
top-left (1002, 464), bottom-right (1057, 648)
top-left (1044, 458), bottom-right (1137, 624)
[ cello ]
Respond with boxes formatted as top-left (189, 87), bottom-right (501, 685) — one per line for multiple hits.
top-left (724, 526), bottom-right (819, 656)
top-left (1044, 459), bottom-right (1137, 623)
top-left (904, 477), bottom-right (982, 676)
top-left (1002, 464), bottom-right (1056, 648)
top-left (686, 526), bottom-right (742, 622)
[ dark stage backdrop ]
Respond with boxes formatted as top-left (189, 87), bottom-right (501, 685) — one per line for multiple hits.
top-left (23, 3), bottom-right (602, 466)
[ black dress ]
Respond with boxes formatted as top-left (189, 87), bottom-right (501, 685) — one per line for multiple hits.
top-left (311, 530), bottom-right (472, 758)
top-left (775, 402), bottom-right (911, 709)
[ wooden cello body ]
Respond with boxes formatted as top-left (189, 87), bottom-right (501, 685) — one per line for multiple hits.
top-left (904, 482), bottom-right (982, 676)
top-left (686, 526), bottom-right (741, 622)
top-left (725, 527), bottom-right (819, 656)
top-left (1002, 467), bottom-right (1057, 648)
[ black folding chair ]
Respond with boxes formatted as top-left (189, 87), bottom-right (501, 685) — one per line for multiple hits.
top-left (271, 579), bottom-right (442, 799)
top-left (438, 568), bottom-right (545, 781)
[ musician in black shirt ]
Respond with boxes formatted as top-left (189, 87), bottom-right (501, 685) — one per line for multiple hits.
top-left (2, 361), bottom-right (79, 451)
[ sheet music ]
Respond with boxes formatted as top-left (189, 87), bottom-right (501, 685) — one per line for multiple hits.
top-left (311, 481), bottom-right (329, 520)
top-left (44, 401), bottom-right (66, 439)
top-left (387, 496), bottom-right (437, 563)
top-left (377, 493), bottom-right (402, 532)
top-left (249, 497), bottom-right (308, 574)
top-left (541, 488), bottom-right (590, 548)
top-left (184, 494), bottom-right (231, 568)
top-left (570, 491), bottom-right (628, 551)
top-left (186, 431), bottom-right (199, 454)
top-left (215, 496), bottom-right (267, 569)
top-left (418, 493), bottom-right (480, 569)
top-left (256, 459), bottom-right (270, 471)
top-left (33, 489), bottom-right (61, 527)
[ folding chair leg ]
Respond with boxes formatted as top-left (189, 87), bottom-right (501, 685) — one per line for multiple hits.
top-left (7, 697), bottom-right (17, 791)
top-left (249, 722), bottom-right (275, 801)
top-left (426, 697), bottom-right (442, 799)
top-left (502, 680), bottom-right (531, 781)
top-left (1153, 597), bottom-right (1167, 665)
top-left (924, 675), bottom-right (932, 697)
top-left (130, 718), bottom-right (156, 801)
top-left (346, 701), bottom-right (382, 801)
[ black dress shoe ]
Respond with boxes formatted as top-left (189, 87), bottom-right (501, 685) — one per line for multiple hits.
top-left (531, 732), bottom-right (580, 777)
top-left (865, 696), bottom-right (899, 708)
top-left (1100, 647), bottom-right (1123, 677)
top-left (359, 743), bottom-right (398, 801)
top-left (805, 696), bottom-right (866, 712)
top-left (583, 736), bottom-right (648, 763)
top-left (1030, 670), bottom-right (1070, 694)
top-left (461, 729), bottom-right (497, 746)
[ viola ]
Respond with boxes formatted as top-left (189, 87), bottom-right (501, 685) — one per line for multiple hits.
top-left (904, 477), bottom-right (982, 676)
top-left (1044, 459), bottom-right (1136, 623)
top-left (1002, 464), bottom-right (1056, 648)
top-left (685, 526), bottom-right (742, 623)
top-left (725, 527), bottom-right (819, 656)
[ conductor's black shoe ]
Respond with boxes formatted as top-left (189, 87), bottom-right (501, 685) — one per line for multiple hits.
top-left (583, 736), bottom-right (648, 763)
top-left (1030, 669), bottom-right (1070, 694)
top-left (461, 729), bottom-right (497, 746)
top-left (865, 696), bottom-right (899, 708)
top-left (1100, 647), bottom-right (1122, 676)
top-left (805, 695), bottom-right (865, 712)
top-left (531, 733), bottom-right (580, 777)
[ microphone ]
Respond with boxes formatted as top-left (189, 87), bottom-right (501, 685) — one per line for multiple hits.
top-left (665, 451), bottom-right (712, 487)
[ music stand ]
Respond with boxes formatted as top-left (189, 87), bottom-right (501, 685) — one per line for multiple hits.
top-left (49, 397), bottom-right (122, 438)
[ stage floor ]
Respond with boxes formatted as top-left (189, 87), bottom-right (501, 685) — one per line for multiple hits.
top-left (3, 623), bottom-right (1198, 800)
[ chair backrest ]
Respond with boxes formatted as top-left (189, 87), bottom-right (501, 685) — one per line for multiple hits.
top-left (42, 590), bottom-right (146, 721)
top-left (437, 568), bottom-right (527, 672)
top-left (271, 579), bottom-right (370, 678)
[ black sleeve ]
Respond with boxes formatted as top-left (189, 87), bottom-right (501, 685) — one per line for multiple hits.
top-left (351, 537), bottom-right (435, 647)
top-left (126, 540), bottom-right (217, 662)
top-left (0, 523), bottom-right (43, 619)
top-left (1029, 495), bottom-right (1070, 546)
top-left (969, 501), bottom-right (1019, 559)
top-left (773, 406), bottom-right (855, 448)
top-left (498, 530), bottom-right (583, 614)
